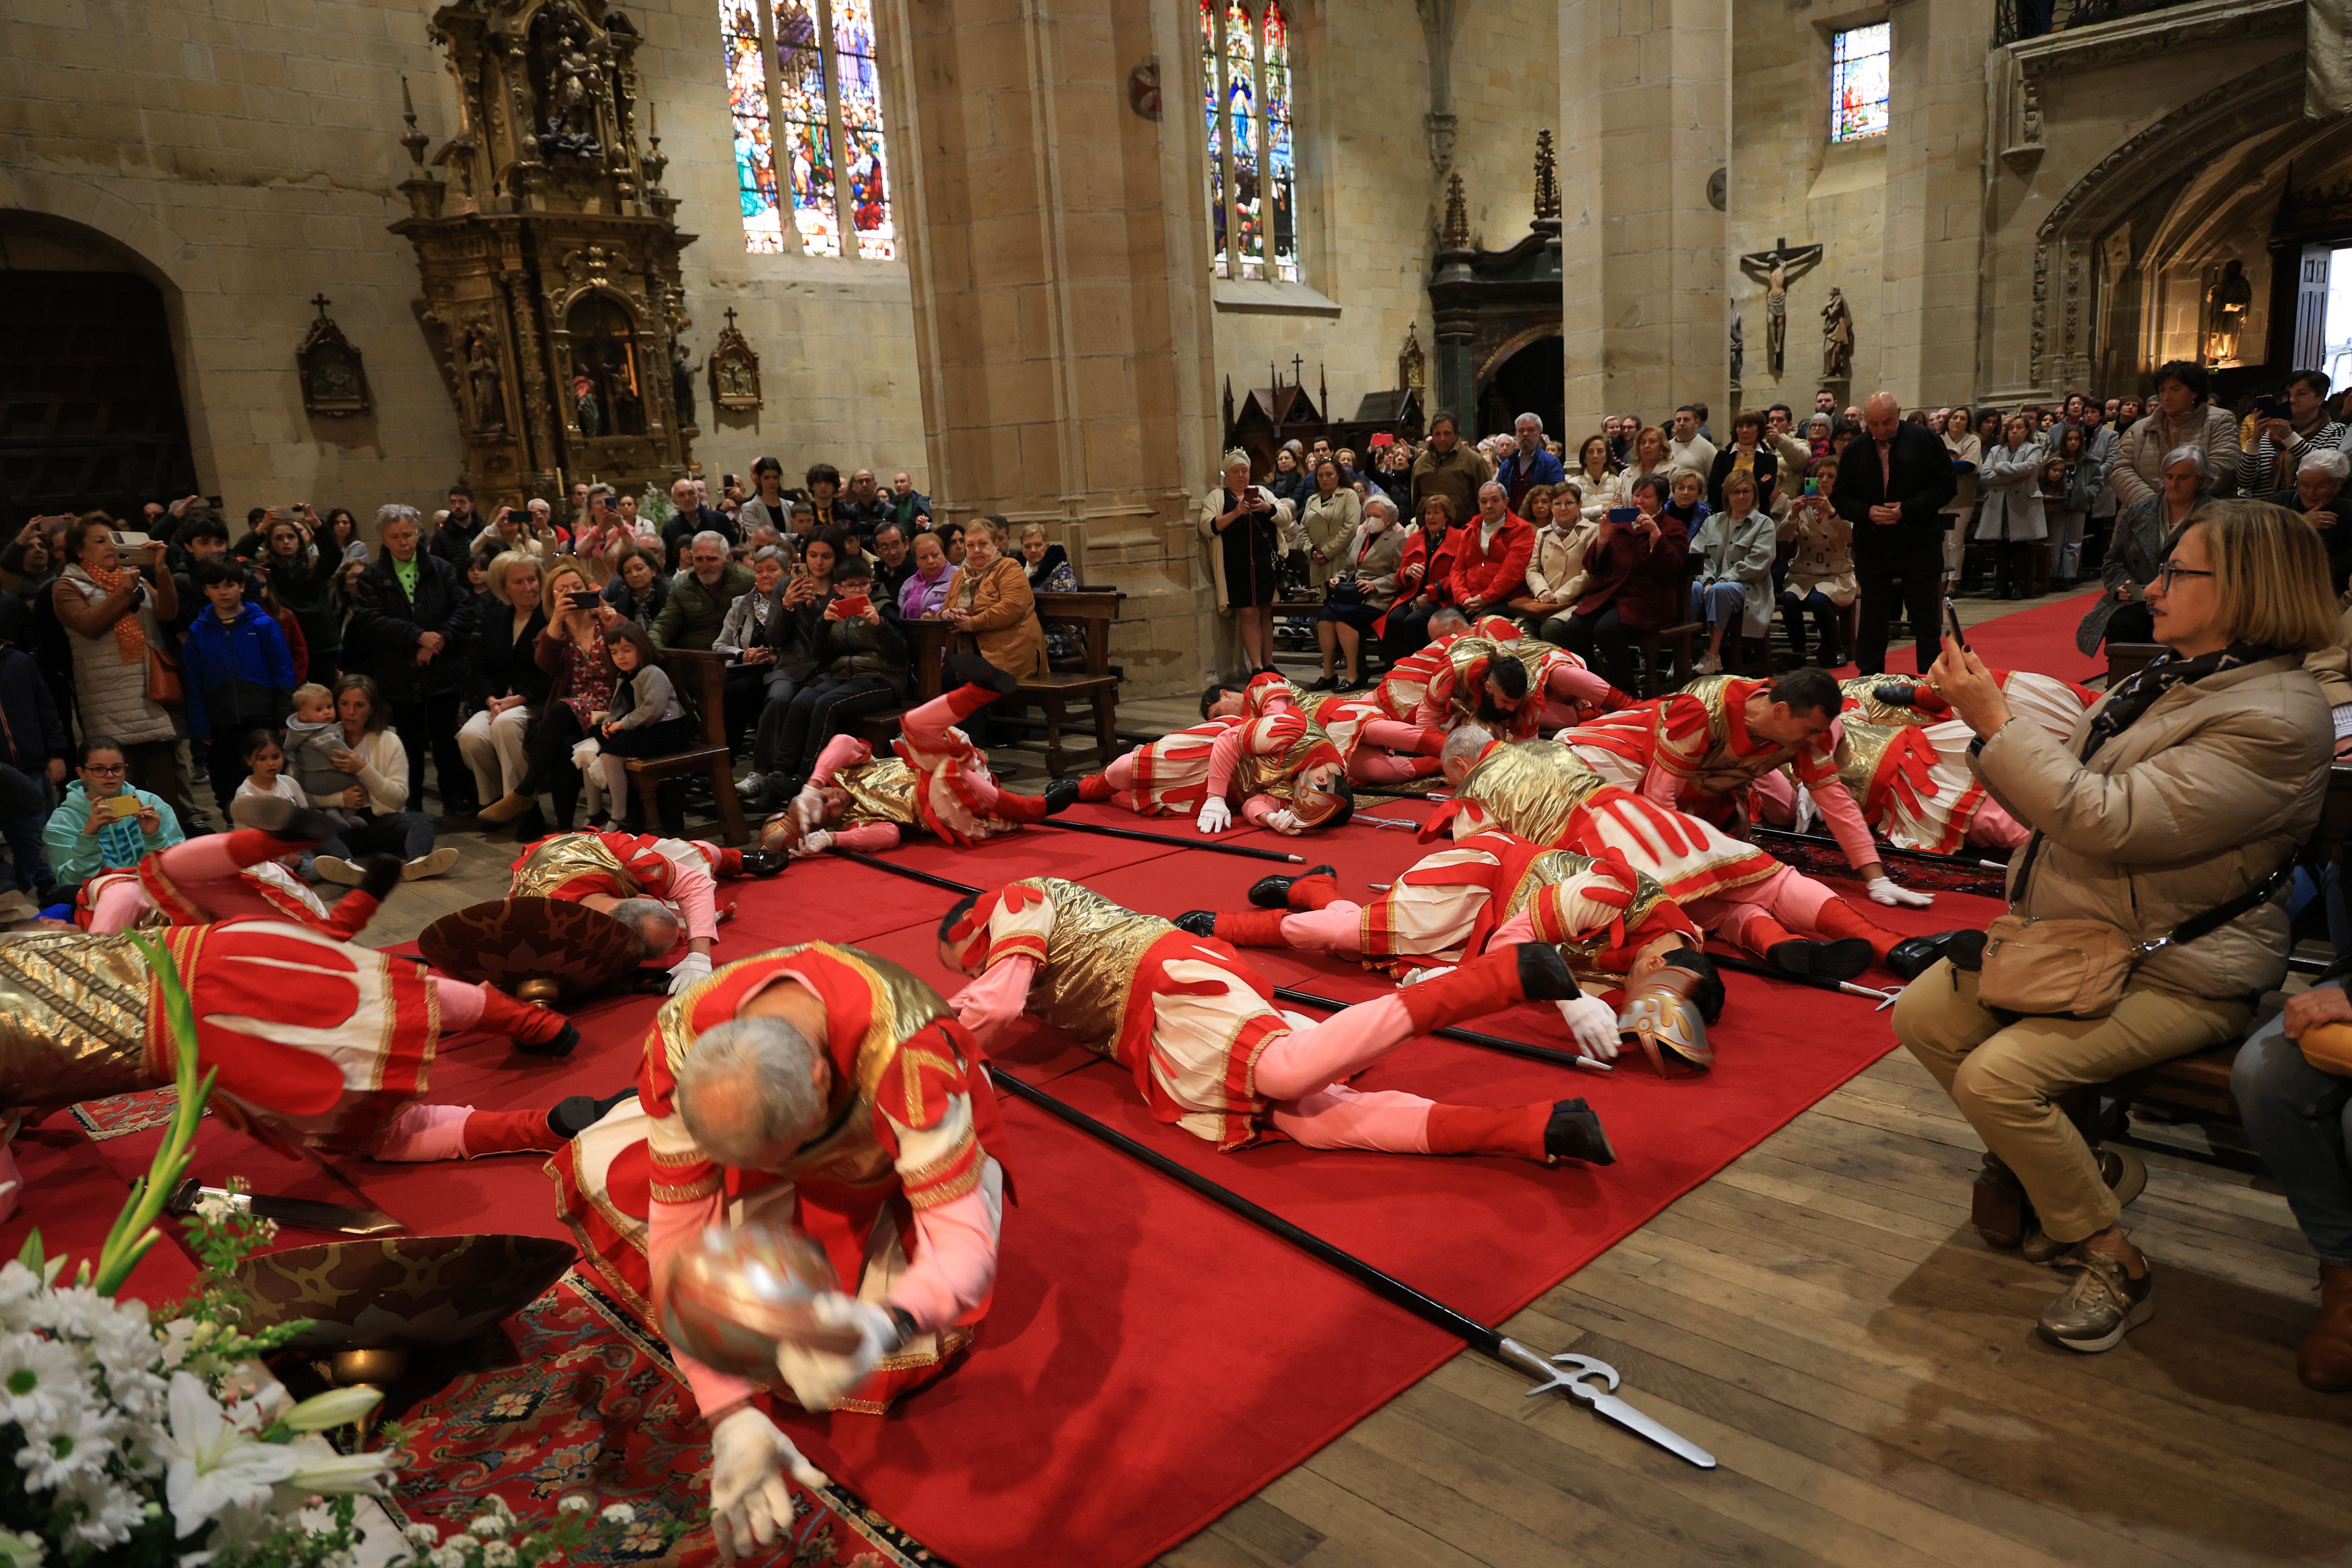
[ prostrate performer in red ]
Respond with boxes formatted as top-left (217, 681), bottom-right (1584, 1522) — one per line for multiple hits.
top-left (938, 877), bottom-right (1615, 1163)
top-left (1414, 621), bottom-right (1626, 739)
top-left (77, 796), bottom-right (399, 938)
top-left (1174, 831), bottom-right (1715, 1063)
top-left (547, 945), bottom-right (1006, 1559)
top-left (1556, 668), bottom-right (1935, 909)
top-left (1749, 713), bottom-right (2031, 855)
top-left (507, 824), bottom-right (782, 994)
top-left (1216, 673), bottom-right (1446, 786)
top-left (1441, 730), bottom-right (1958, 982)
top-left (761, 655), bottom-right (1073, 858)
top-left (1071, 702), bottom-right (1356, 835)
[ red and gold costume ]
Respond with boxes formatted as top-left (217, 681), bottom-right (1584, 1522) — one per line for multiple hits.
top-left (1371, 632), bottom-right (1471, 720)
top-left (1078, 710), bottom-right (1343, 829)
top-left (1838, 669), bottom-right (2096, 742)
top-left (1755, 715), bottom-right (2027, 855)
top-left (1239, 675), bottom-right (1443, 784)
top-left (552, 944), bottom-right (1006, 1415)
top-left (77, 829), bottom-right (378, 940)
top-left (509, 831), bottom-right (730, 954)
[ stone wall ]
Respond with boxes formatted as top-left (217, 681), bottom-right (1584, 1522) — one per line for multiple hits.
top-left (0, 0), bottom-right (928, 525)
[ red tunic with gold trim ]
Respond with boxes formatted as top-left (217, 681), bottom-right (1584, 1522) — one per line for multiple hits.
top-left (1824, 716), bottom-right (1987, 856)
top-left (0, 920), bottom-right (440, 1155)
top-left (1839, 669), bottom-right (2096, 741)
top-left (1116, 717), bottom-right (1240, 815)
top-left (74, 857), bottom-right (330, 933)
top-left (888, 721), bottom-right (1022, 848)
top-left (1558, 673), bottom-right (1837, 815)
top-left (550, 944), bottom-right (1005, 1415)
top-left (1358, 828), bottom-right (1695, 984)
top-left (1371, 633), bottom-right (1469, 720)
top-left (508, 830), bottom-right (719, 901)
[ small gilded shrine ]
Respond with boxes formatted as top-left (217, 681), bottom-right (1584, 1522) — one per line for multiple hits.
top-left (392, 0), bottom-right (697, 505)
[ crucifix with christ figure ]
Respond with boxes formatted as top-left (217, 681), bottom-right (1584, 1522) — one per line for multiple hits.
top-left (1737, 237), bottom-right (1823, 381)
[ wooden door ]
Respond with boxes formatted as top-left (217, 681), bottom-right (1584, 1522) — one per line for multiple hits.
top-left (0, 270), bottom-right (198, 528)
top-left (2294, 242), bottom-right (2332, 372)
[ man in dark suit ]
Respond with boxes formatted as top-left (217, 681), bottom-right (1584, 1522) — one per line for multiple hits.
top-left (1831, 392), bottom-right (1958, 675)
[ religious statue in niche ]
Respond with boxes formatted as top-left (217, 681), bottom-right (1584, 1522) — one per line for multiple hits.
top-left (1737, 238), bottom-right (1822, 381)
top-left (534, 11), bottom-right (603, 161)
top-left (465, 334), bottom-right (506, 433)
top-left (1821, 287), bottom-right (1855, 383)
top-left (573, 371), bottom-right (602, 438)
top-left (1729, 313), bottom-right (1744, 388)
top-left (2205, 259), bottom-right (2253, 365)
top-left (295, 294), bottom-right (372, 418)
top-left (708, 308), bottom-right (763, 413)
top-left (1399, 324), bottom-right (1427, 394)
top-left (568, 294), bottom-right (645, 437)
top-left (671, 339), bottom-right (699, 430)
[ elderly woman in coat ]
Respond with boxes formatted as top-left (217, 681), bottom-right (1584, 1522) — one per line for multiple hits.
top-left (1896, 499), bottom-right (2337, 1355)
top-left (941, 515), bottom-right (1046, 682)
top-left (52, 514), bottom-right (187, 815)
top-left (2110, 358), bottom-right (2243, 512)
top-left (1977, 412), bottom-right (2049, 601)
top-left (1688, 470), bottom-right (1776, 675)
top-left (2075, 445), bottom-right (2207, 655)
top-left (1198, 451), bottom-right (1284, 672)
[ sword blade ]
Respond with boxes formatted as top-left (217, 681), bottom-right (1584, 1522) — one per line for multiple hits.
top-left (234, 1190), bottom-right (406, 1238)
top-left (1582, 1389), bottom-right (1718, 1468)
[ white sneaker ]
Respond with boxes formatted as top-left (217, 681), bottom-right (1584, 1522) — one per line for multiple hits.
top-left (314, 855), bottom-right (364, 887)
top-left (403, 847), bottom-right (460, 881)
top-left (1695, 652), bottom-right (1723, 674)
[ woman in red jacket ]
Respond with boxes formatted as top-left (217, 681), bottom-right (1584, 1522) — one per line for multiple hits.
top-left (1378, 493), bottom-right (1465, 659)
top-left (1557, 473), bottom-right (1690, 693)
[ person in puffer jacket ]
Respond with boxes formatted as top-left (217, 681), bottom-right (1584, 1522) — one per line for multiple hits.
top-left (180, 559), bottom-right (298, 815)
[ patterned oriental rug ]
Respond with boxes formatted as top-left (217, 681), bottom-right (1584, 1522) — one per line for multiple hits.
top-left (17, 802), bottom-right (2000, 1567)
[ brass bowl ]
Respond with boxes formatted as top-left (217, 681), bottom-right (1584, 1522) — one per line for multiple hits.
top-left (418, 897), bottom-right (645, 1003)
top-left (234, 1234), bottom-right (576, 1352)
top-left (658, 1222), bottom-right (862, 1376)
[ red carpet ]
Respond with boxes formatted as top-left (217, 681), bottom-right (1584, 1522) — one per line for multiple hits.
top-left (1876, 588), bottom-right (2108, 682)
top-left (30, 803), bottom-right (1996, 1567)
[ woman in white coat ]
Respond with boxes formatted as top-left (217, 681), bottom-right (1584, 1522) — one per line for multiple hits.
top-left (1976, 412), bottom-right (2049, 601)
top-left (1690, 471), bottom-right (1777, 674)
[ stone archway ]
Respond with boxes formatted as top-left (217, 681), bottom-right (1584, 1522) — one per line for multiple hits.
top-left (1475, 331), bottom-right (1564, 447)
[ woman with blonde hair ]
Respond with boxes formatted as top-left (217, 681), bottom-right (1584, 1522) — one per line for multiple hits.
top-left (457, 551), bottom-right (548, 820)
top-left (942, 515), bottom-right (1045, 682)
top-left (1898, 498), bottom-right (2338, 1354)
top-left (1614, 425), bottom-right (1672, 506)
top-left (1198, 451), bottom-right (1283, 671)
top-left (477, 555), bottom-right (621, 834)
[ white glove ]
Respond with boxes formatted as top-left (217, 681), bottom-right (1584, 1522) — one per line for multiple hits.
top-left (791, 828), bottom-right (835, 860)
top-left (667, 950), bottom-right (714, 995)
top-left (1195, 797), bottom-right (1233, 835)
top-left (791, 785), bottom-right (828, 833)
top-left (570, 736), bottom-right (603, 772)
top-left (1866, 875), bottom-right (1934, 909)
top-left (771, 1293), bottom-right (899, 1412)
top-left (708, 1407), bottom-right (826, 1562)
top-left (1397, 964), bottom-right (1456, 987)
top-left (1790, 783), bottom-right (1818, 835)
top-left (1556, 995), bottom-right (1623, 1061)
top-left (1262, 807), bottom-right (1303, 835)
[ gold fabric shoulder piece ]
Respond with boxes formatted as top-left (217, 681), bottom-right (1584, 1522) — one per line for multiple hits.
top-left (1500, 847), bottom-right (1604, 921)
top-left (1236, 715), bottom-right (1340, 804)
top-left (0, 932), bottom-right (163, 1110)
top-left (1832, 718), bottom-right (1901, 799)
top-left (1839, 674), bottom-right (1939, 729)
top-left (837, 756), bottom-right (922, 827)
top-left (509, 833), bottom-right (636, 900)
top-left (1462, 742), bottom-right (1605, 845)
top-left (1025, 878), bottom-right (1169, 1057)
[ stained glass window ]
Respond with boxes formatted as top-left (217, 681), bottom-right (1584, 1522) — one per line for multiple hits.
top-left (722, 3), bottom-right (783, 254)
top-left (1202, 0), bottom-right (1300, 283)
top-left (1830, 23), bottom-right (1890, 143)
top-left (716, 0), bottom-right (895, 259)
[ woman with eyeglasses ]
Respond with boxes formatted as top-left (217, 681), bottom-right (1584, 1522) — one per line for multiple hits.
top-left (2075, 445), bottom-right (2207, 655)
top-left (1898, 499), bottom-right (2337, 1356)
top-left (40, 735), bottom-right (183, 903)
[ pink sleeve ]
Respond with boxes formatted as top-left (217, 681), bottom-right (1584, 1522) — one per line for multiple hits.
top-left (1809, 777), bottom-right (1881, 871)
top-left (831, 822), bottom-right (902, 851)
top-left (884, 1189), bottom-right (999, 1332)
top-left (811, 733), bottom-right (872, 786)
top-left (669, 858), bottom-right (720, 944)
top-left (1408, 695), bottom-right (1443, 729)
top-left (1203, 724), bottom-right (1247, 799)
top-left (945, 954), bottom-right (1040, 1048)
top-left (1240, 794), bottom-right (1284, 826)
top-left (1489, 909), bottom-right (1537, 947)
top-left (649, 1192), bottom-right (757, 1419)
top-left (1638, 759), bottom-right (1683, 808)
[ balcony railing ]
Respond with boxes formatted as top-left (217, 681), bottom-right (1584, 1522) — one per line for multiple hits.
top-left (1995, 0), bottom-right (2204, 45)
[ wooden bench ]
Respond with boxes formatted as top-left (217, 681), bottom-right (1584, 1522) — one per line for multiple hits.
top-left (621, 648), bottom-right (750, 845)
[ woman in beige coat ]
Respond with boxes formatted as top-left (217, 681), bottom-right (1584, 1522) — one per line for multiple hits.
top-left (1296, 457), bottom-right (1361, 592)
top-left (1895, 499), bottom-right (2338, 1354)
top-left (942, 515), bottom-right (1047, 680)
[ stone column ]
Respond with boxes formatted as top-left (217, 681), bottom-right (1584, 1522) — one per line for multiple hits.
top-left (1557, 0), bottom-right (1728, 431)
top-left (1877, 0), bottom-right (1990, 405)
top-left (884, 0), bottom-right (1225, 695)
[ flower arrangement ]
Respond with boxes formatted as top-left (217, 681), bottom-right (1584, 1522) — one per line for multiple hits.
top-left (0, 937), bottom-right (686, 1568)
top-left (636, 484), bottom-right (676, 535)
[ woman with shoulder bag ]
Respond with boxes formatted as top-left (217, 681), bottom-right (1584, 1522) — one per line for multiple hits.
top-left (1893, 499), bottom-right (2338, 1354)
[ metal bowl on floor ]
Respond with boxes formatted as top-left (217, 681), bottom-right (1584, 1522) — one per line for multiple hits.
top-left (234, 1234), bottom-right (577, 1363)
top-left (418, 897), bottom-right (645, 1003)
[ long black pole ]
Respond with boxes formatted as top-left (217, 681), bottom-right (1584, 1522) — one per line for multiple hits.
top-left (1706, 948), bottom-right (1898, 1003)
top-left (1269, 984), bottom-right (1610, 1074)
top-left (827, 846), bottom-right (984, 895)
top-left (1039, 818), bottom-right (1306, 864)
top-left (1752, 824), bottom-right (2007, 873)
top-left (987, 1064), bottom-right (1509, 1357)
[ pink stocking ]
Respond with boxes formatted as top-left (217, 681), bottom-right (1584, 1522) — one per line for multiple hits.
top-left (1362, 719), bottom-right (1431, 753)
top-left (1254, 994), bottom-right (1416, 1100)
top-left (141, 833), bottom-right (293, 922)
top-left (1546, 663), bottom-right (1610, 710)
top-left (905, 686), bottom-right (993, 750)
top-left (1749, 863), bottom-right (1835, 931)
top-left (367, 1103), bottom-right (472, 1162)
top-left (1349, 752), bottom-right (1428, 784)
top-left (1267, 1084), bottom-right (1434, 1152)
top-left (1104, 752), bottom-right (1136, 790)
top-left (1748, 769), bottom-right (1797, 826)
top-left (1278, 902), bottom-right (1363, 956)
top-left (431, 978), bottom-right (489, 1032)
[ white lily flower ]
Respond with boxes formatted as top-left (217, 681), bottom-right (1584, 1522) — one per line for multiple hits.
top-left (483, 1542), bottom-right (516, 1567)
top-left (276, 1387), bottom-right (381, 1434)
top-left (157, 1374), bottom-right (303, 1537)
top-left (0, 1527), bottom-right (44, 1568)
top-left (276, 1437), bottom-right (393, 1500)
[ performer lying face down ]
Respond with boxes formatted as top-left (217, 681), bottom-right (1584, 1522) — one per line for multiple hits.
top-left (1175, 830), bottom-right (1718, 1066)
top-left (546, 944), bottom-right (1006, 1561)
top-left (758, 656), bottom-right (1072, 858)
top-left (1440, 730), bottom-right (1960, 983)
top-left (1414, 623), bottom-right (1628, 740)
top-left (938, 877), bottom-right (1615, 1163)
top-left (1555, 668), bottom-right (1935, 910)
top-left (1070, 704), bottom-right (1355, 835)
top-left (1748, 714), bottom-right (2031, 855)
top-left (507, 828), bottom-right (783, 994)
top-left (1206, 672), bottom-right (1447, 786)
top-left (76, 795), bottom-right (394, 938)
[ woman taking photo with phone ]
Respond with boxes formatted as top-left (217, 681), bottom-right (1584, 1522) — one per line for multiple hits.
top-left (53, 515), bottom-right (188, 817)
top-left (475, 557), bottom-right (619, 836)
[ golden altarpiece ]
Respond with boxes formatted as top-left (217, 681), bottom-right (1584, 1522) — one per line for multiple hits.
top-left (392, 0), bottom-right (698, 504)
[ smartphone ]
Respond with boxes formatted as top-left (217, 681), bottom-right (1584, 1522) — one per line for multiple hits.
top-left (1941, 595), bottom-right (1968, 650)
top-left (106, 794), bottom-right (143, 820)
top-left (109, 530), bottom-right (152, 549)
top-left (1802, 478), bottom-right (1819, 497)
top-left (833, 593), bottom-right (873, 618)
top-left (568, 590), bottom-right (602, 610)
top-left (1606, 507), bottom-right (1639, 524)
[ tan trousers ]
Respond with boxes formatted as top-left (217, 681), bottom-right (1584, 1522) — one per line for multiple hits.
top-left (1893, 960), bottom-right (2249, 1243)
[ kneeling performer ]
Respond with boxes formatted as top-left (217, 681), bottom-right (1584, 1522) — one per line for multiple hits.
top-left (939, 878), bottom-right (1614, 1163)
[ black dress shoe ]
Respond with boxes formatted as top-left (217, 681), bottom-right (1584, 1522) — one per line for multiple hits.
top-left (946, 653), bottom-right (1020, 698)
top-left (1544, 1099), bottom-right (1616, 1165)
top-left (737, 849), bottom-right (786, 877)
top-left (1174, 910), bottom-right (1219, 937)
top-left (1044, 777), bottom-right (1083, 815)
top-left (546, 1086), bottom-right (635, 1141)
top-left (1766, 937), bottom-right (1873, 982)
top-left (516, 1022), bottom-right (582, 1058)
top-left (1886, 930), bottom-right (1980, 981)
top-left (1247, 864), bottom-right (1336, 908)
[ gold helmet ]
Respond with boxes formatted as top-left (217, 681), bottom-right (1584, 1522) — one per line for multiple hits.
top-left (1616, 951), bottom-right (1722, 1075)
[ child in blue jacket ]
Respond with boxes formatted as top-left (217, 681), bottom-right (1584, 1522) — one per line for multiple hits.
top-left (181, 559), bottom-right (298, 814)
